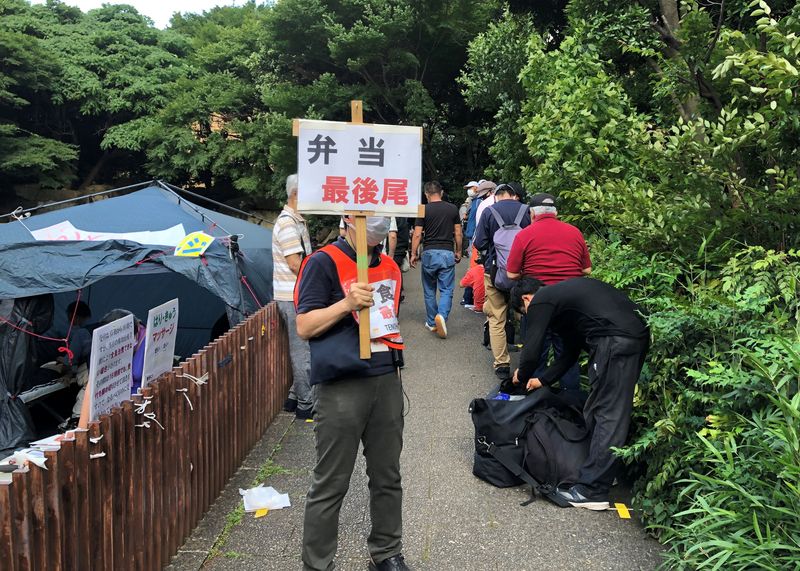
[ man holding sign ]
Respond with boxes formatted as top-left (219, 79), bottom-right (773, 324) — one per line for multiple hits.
top-left (295, 216), bottom-right (409, 571)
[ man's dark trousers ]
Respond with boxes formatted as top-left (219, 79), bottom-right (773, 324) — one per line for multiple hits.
top-left (577, 335), bottom-right (648, 497)
top-left (302, 371), bottom-right (404, 571)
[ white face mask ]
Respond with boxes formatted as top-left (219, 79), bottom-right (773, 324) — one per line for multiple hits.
top-left (347, 216), bottom-right (391, 247)
top-left (467, 189), bottom-right (476, 198)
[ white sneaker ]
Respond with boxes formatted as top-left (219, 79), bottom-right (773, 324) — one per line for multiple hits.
top-left (463, 304), bottom-right (475, 310)
top-left (424, 323), bottom-right (436, 333)
top-left (434, 314), bottom-right (447, 339)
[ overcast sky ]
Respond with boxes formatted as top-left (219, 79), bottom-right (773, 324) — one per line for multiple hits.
top-left (31, 0), bottom-right (246, 28)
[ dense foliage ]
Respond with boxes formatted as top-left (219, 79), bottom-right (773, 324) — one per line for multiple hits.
top-left (2, 0), bottom-right (799, 566)
top-left (461, 1), bottom-right (800, 568)
top-left (0, 0), bottom-right (500, 200)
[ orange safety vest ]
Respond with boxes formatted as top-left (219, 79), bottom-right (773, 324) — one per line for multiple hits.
top-left (295, 243), bottom-right (404, 351)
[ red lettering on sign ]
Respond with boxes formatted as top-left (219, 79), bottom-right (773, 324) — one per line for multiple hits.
top-left (382, 179), bottom-right (409, 205)
top-left (352, 177), bottom-right (380, 205)
top-left (322, 176), bottom-right (350, 203)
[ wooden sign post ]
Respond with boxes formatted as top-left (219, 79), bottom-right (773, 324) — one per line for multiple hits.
top-left (347, 101), bottom-right (373, 359)
top-left (294, 100), bottom-right (423, 360)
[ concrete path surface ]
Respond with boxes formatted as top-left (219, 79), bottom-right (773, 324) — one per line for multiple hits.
top-left (169, 261), bottom-right (664, 570)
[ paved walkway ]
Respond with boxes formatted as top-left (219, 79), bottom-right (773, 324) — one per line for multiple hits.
top-left (170, 262), bottom-right (663, 570)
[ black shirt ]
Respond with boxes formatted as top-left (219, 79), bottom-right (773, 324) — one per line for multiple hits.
top-left (518, 278), bottom-right (649, 385)
top-left (394, 217), bottom-right (411, 257)
top-left (472, 199), bottom-right (531, 271)
top-left (415, 201), bottom-right (461, 251)
top-left (295, 238), bottom-right (396, 384)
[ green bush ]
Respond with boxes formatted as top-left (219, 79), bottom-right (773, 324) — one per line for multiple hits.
top-left (592, 240), bottom-right (800, 569)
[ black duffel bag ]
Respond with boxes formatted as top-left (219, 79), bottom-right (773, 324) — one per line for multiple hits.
top-left (470, 386), bottom-right (589, 505)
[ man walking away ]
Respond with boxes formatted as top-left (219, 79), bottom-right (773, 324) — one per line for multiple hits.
top-left (506, 192), bottom-right (592, 390)
top-left (272, 173), bottom-right (314, 420)
top-left (410, 181), bottom-right (462, 339)
top-left (473, 184), bottom-right (531, 379)
top-left (296, 217), bottom-right (409, 571)
top-left (510, 277), bottom-right (649, 510)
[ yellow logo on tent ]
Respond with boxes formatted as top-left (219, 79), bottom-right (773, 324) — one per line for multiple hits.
top-left (175, 231), bottom-right (214, 257)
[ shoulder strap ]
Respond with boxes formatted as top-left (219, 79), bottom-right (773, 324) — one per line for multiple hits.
top-left (513, 203), bottom-right (527, 226)
top-left (278, 212), bottom-right (308, 257)
top-left (478, 439), bottom-right (573, 509)
top-left (489, 206), bottom-right (505, 229)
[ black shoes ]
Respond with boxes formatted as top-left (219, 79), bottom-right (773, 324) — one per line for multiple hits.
top-left (283, 397), bottom-right (298, 413)
top-left (494, 366), bottom-right (511, 380)
top-left (556, 486), bottom-right (610, 511)
top-left (369, 554), bottom-right (411, 571)
top-left (295, 407), bottom-right (313, 421)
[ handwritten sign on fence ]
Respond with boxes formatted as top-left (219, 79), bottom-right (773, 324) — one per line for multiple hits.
top-left (87, 314), bottom-right (135, 421)
top-left (141, 298), bottom-right (179, 389)
top-left (296, 119), bottom-right (422, 216)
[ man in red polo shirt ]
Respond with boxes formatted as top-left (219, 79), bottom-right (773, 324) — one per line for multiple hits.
top-left (506, 192), bottom-right (591, 390)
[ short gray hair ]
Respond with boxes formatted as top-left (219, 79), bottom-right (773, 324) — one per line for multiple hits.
top-left (285, 174), bottom-right (298, 198)
top-left (532, 205), bottom-right (557, 217)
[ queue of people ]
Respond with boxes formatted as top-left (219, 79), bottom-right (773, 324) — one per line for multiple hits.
top-left (273, 173), bottom-right (649, 570)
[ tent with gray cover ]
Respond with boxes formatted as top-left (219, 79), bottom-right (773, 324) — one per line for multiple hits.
top-left (0, 181), bottom-right (273, 454)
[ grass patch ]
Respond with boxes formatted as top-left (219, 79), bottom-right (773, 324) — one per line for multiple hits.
top-left (254, 459), bottom-right (291, 485)
top-left (207, 505), bottom-right (244, 560)
top-left (203, 438), bottom-right (294, 564)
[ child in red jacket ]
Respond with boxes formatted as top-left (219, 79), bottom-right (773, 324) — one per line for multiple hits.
top-left (460, 264), bottom-right (485, 312)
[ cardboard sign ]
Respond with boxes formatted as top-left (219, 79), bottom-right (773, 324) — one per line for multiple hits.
top-left (346, 278), bottom-right (399, 339)
top-left (141, 299), bottom-right (179, 389)
top-left (86, 314), bottom-right (135, 421)
top-left (297, 119), bottom-right (422, 216)
top-left (31, 221), bottom-right (186, 246)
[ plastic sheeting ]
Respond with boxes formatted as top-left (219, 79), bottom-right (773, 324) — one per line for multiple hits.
top-left (0, 295), bottom-right (54, 456)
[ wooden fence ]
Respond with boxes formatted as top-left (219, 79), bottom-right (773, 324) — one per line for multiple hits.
top-left (0, 303), bottom-right (291, 570)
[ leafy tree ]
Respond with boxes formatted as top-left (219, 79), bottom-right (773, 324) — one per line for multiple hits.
top-left (147, 0), bottom-right (502, 201)
top-left (0, 0), bottom-right (77, 188)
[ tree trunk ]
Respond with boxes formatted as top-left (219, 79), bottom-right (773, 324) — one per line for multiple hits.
top-left (79, 150), bottom-right (111, 190)
top-left (659, 0), bottom-right (680, 33)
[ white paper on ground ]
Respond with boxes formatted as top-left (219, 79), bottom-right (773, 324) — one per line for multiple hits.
top-left (239, 486), bottom-right (291, 512)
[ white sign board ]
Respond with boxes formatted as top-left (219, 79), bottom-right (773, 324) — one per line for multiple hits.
top-left (30, 221), bottom-right (186, 246)
top-left (297, 119), bottom-right (422, 216)
top-left (87, 314), bottom-right (135, 421)
top-left (141, 298), bottom-right (179, 389)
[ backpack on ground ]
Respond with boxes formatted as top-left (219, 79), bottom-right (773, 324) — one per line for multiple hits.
top-left (489, 203), bottom-right (528, 291)
top-left (470, 387), bottom-right (589, 507)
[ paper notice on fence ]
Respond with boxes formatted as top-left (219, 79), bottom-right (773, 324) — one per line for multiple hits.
top-left (141, 298), bottom-right (179, 389)
top-left (86, 314), bottom-right (135, 421)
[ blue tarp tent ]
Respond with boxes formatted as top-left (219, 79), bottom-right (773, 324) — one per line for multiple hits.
top-left (0, 182), bottom-right (274, 453)
top-left (0, 182), bottom-right (273, 353)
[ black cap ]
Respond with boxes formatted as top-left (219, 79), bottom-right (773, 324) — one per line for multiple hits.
top-left (529, 193), bottom-right (556, 207)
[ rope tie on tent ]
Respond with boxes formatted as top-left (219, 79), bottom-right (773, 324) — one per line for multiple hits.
top-left (175, 388), bottom-right (193, 411)
top-left (135, 251), bottom-right (169, 265)
top-left (134, 397), bottom-right (165, 430)
top-left (240, 276), bottom-right (262, 306)
top-left (10, 206), bottom-right (33, 233)
top-left (0, 287), bottom-right (83, 366)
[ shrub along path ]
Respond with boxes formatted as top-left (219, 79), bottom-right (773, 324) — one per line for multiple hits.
top-left (169, 262), bottom-right (663, 570)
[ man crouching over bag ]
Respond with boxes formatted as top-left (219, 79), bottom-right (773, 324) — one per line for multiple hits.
top-left (295, 216), bottom-right (410, 571)
top-left (510, 276), bottom-right (649, 510)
